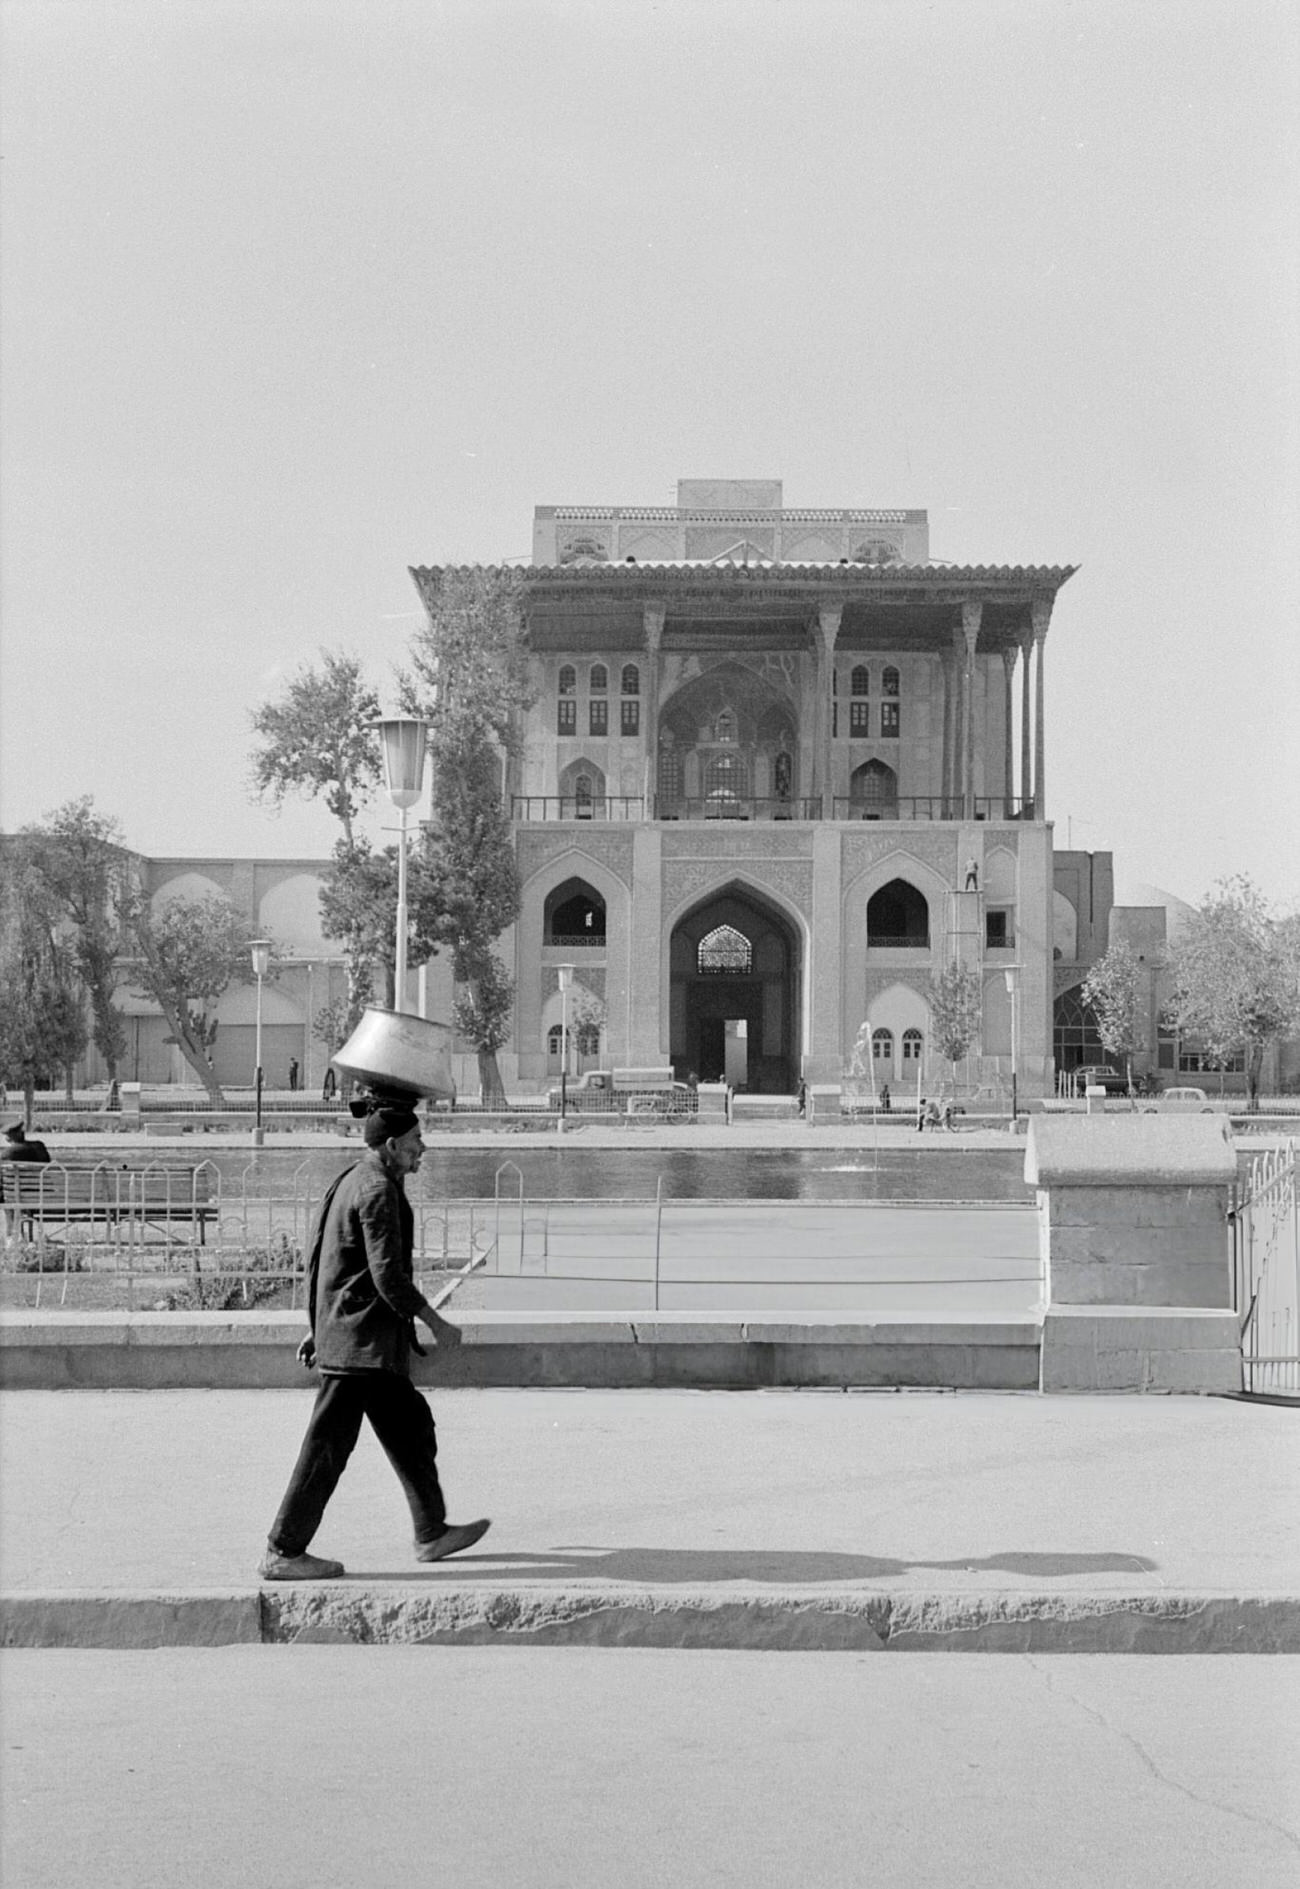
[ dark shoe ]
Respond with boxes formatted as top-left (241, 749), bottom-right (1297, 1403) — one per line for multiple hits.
top-left (415, 1519), bottom-right (491, 1563)
top-left (258, 1549), bottom-right (345, 1581)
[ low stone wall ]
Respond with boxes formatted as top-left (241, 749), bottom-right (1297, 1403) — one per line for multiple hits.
top-left (1027, 1116), bottom-right (1241, 1394)
top-left (0, 1310), bottom-right (1040, 1392)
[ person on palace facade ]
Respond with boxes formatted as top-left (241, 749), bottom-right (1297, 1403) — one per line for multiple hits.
top-left (964, 858), bottom-right (979, 892)
top-left (259, 1099), bottom-right (489, 1581)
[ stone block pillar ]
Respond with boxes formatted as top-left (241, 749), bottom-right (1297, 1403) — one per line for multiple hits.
top-left (1027, 1116), bottom-right (1241, 1393)
top-left (643, 602), bottom-right (664, 814)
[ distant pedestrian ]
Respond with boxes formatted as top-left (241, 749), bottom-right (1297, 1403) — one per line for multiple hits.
top-left (259, 1098), bottom-right (489, 1582)
top-left (288, 1057), bottom-right (299, 1093)
top-left (880, 1084), bottom-right (891, 1114)
top-left (797, 1078), bottom-right (807, 1118)
top-left (0, 1122), bottom-right (51, 1164)
top-left (915, 1094), bottom-right (927, 1133)
top-left (321, 1067), bottom-right (337, 1104)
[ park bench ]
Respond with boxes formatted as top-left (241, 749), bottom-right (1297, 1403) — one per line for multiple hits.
top-left (0, 1163), bottom-right (217, 1246)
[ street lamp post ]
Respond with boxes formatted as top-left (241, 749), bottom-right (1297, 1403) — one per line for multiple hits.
top-left (1003, 965), bottom-right (1021, 1127)
top-left (557, 964), bottom-right (574, 1133)
top-left (249, 938), bottom-right (272, 1147)
top-left (374, 719), bottom-right (430, 1015)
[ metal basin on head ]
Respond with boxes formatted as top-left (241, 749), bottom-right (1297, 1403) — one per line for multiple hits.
top-left (332, 1007), bottom-right (456, 1102)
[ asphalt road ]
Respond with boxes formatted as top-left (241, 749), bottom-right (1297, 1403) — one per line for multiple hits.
top-left (3, 1649), bottom-right (1297, 1889)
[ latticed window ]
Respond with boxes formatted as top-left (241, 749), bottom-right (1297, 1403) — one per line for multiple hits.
top-left (697, 925), bottom-right (753, 975)
top-left (706, 754), bottom-right (748, 799)
top-left (872, 1028), bottom-right (893, 1064)
top-left (557, 699), bottom-right (577, 734)
top-left (658, 750), bottom-right (682, 804)
top-left (714, 709), bottom-right (737, 743)
top-left (902, 1028), bottom-right (923, 1063)
top-left (621, 664), bottom-right (640, 696)
top-left (589, 699), bottom-right (608, 736)
top-left (851, 666), bottom-right (870, 696)
top-left (558, 665), bottom-right (576, 695)
top-left (881, 666), bottom-right (900, 738)
top-left (590, 664), bottom-right (608, 693)
top-left (621, 698), bottom-right (640, 735)
top-left (574, 773), bottom-right (594, 812)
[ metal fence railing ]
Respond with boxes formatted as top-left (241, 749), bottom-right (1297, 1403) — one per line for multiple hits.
top-left (1232, 1141), bottom-right (1299, 1398)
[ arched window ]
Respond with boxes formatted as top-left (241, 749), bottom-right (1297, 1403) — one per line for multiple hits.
top-left (850, 665), bottom-right (871, 735)
top-left (573, 773), bottom-right (594, 817)
top-left (867, 878), bottom-right (929, 947)
top-left (621, 664), bottom-right (639, 696)
top-left (658, 747), bottom-right (682, 809)
top-left (871, 1027), bottom-right (893, 1064)
top-left (881, 667), bottom-right (900, 738)
top-left (545, 878), bottom-right (607, 944)
top-left (902, 1028), bottom-right (923, 1063)
top-left (697, 925), bottom-right (753, 975)
top-left (850, 759), bottom-right (898, 819)
top-left (590, 664), bottom-right (608, 693)
top-left (575, 1019), bottom-right (602, 1058)
top-left (558, 665), bottom-right (576, 695)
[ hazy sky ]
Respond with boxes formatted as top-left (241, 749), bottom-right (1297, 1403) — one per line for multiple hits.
top-left (3, 0), bottom-right (1297, 907)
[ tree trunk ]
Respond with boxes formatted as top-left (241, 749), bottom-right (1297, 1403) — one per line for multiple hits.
top-left (23, 1079), bottom-right (35, 1131)
top-left (476, 1046), bottom-right (507, 1109)
top-left (64, 1064), bottom-right (75, 1104)
top-left (155, 1000), bottom-right (225, 1103)
top-left (1247, 1041), bottom-right (1264, 1113)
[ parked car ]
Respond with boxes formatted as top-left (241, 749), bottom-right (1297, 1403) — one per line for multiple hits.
top-left (1072, 1064), bottom-right (1130, 1096)
top-left (1144, 1086), bottom-right (1214, 1115)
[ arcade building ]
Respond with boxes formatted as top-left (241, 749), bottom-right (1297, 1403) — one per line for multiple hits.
top-left (417, 479), bottom-right (1075, 1098)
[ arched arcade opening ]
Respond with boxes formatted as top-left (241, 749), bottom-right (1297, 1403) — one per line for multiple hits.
top-left (669, 884), bottom-right (801, 1092)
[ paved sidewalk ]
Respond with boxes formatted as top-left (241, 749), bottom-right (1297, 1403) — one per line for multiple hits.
top-left (3, 1387), bottom-right (1297, 1650)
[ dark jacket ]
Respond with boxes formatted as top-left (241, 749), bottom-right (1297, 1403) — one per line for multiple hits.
top-left (0, 1138), bottom-right (51, 1164)
top-left (306, 1154), bottom-right (427, 1375)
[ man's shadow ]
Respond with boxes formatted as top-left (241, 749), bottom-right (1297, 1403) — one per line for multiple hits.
top-left (358, 1547), bottom-right (1159, 1583)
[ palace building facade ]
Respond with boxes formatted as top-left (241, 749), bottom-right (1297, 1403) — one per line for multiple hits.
top-left (416, 479), bottom-right (1076, 1098)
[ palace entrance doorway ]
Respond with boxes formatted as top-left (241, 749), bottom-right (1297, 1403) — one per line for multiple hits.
top-left (669, 886), bottom-right (801, 1092)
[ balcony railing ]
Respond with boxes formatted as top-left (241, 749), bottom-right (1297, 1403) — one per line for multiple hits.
top-left (656, 797), bottom-right (823, 822)
top-left (512, 793), bottom-right (1037, 825)
top-left (544, 934), bottom-right (607, 948)
top-left (866, 933), bottom-right (932, 949)
top-left (833, 796), bottom-right (1036, 822)
top-left (513, 796), bottom-right (645, 822)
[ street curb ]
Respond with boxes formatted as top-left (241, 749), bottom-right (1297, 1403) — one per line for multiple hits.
top-left (4, 1587), bottom-right (1297, 1652)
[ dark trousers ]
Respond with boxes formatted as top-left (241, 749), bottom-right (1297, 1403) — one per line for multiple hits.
top-left (269, 1371), bottom-right (447, 1555)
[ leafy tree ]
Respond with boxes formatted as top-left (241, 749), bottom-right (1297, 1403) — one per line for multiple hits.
top-left (0, 853), bottom-right (88, 1121)
top-left (1168, 876), bottom-right (1300, 1111)
top-left (409, 735), bottom-right (519, 1105)
top-left (401, 569), bottom-right (531, 1105)
top-left (249, 653), bottom-right (385, 1033)
top-left (1081, 939), bottom-right (1149, 1092)
top-left (927, 962), bottom-right (983, 1090)
top-left (248, 651), bottom-right (382, 848)
top-left (404, 566), bottom-right (532, 751)
top-left (20, 797), bottom-right (132, 1080)
top-left (129, 893), bottom-right (261, 1102)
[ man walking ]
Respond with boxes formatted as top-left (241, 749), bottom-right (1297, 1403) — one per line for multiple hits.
top-left (259, 1098), bottom-right (489, 1581)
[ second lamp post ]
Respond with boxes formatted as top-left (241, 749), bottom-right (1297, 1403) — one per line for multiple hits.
top-left (374, 718), bottom-right (430, 1014)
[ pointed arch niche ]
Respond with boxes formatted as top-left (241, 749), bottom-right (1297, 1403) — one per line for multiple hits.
top-left (668, 882), bottom-right (801, 1091)
top-left (657, 662), bottom-right (799, 816)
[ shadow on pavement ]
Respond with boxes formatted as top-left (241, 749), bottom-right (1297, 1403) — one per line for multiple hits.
top-left (346, 1547), bottom-right (1159, 1584)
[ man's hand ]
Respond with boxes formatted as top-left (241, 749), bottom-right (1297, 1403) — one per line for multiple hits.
top-left (296, 1336), bottom-right (317, 1370)
top-left (420, 1308), bottom-right (463, 1350)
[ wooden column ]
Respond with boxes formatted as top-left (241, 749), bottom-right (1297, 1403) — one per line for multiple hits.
top-left (1020, 628), bottom-right (1033, 815)
top-left (1032, 594), bottom-right (1052, 819)
top-left (1001, 646), bottom-right (1017, 814)
top-left (961, 600), bottom-right (982, 819)
top-left (814, 604), bottom-right (842, 815)
top-left (643, 601), bottom-right (664, 817)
